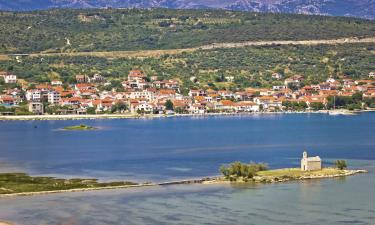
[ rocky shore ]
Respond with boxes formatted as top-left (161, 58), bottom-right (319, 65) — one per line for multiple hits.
top-left (1, 110), bottom-right (366, 121)
top-left (0, 183), bottom-right (154, 198)
top-left (203, 169), bottom-right (368, 185)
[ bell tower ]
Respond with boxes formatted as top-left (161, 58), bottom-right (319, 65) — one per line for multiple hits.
top-left (303, 151), bottom-right (307, 159)
top-left (301, 151), bottom-right (308, 171)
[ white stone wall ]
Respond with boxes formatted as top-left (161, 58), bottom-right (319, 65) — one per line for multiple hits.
top-left (301, 159), bottom-right (322, 171)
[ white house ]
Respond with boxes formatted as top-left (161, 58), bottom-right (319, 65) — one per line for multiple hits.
top-left (218, 90), bottom-right (234, 99)
top-left (90, 74), bottom-right (106, 83)
top-left (273, 85), bottom-right (287, 91)
top-left (254, 96), bottom-right (282, 109)
top-left (188, 103), bottom-right (206, 114)
top-left (189, 89), bottom-right (206, 97)
top-left (51, 80), bottom-right (63, 86)
top-left (235, 101), bottom-right (260, 112)
top-left (326, 77), bottom-right (336, 83)
top-left (272, 73), bottom-right (283, 79)
top-left (129, 90), bottom-right (155, 101)
top-left (130, 102), bottom-right (154, 113)
top-left (1, 73), bottom-right (17, 84)
top-left (26, 90), bottom-right (42, 102)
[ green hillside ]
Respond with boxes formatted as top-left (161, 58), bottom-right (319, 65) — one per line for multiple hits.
top-left (0, 8), bottom-right (375, 54)
top-left (1, 43), bottom-right (373, 91)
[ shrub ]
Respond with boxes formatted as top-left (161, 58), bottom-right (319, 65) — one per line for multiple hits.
top-left (335, 160), bottom-right (347, 170)
top-left (219, 162), bottom-right (268, 179)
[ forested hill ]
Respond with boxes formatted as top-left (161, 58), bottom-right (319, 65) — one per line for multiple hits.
top-left (0, 8), bottom-right (375, 54)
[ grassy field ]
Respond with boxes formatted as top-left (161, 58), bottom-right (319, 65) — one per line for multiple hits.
top-left (0, 173), bottom-right (137, 195)
top-left (258, 168), bottom-right (346, 178)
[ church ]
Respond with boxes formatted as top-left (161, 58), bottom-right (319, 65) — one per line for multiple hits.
top-left (301, 151), bottom-right (322, 171)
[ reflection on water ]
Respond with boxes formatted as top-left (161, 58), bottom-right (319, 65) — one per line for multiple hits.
top-left (0, 113), bottom-right (374, 183)
top-left (0, 114), bottom-right (374, 224)
top-left (0, 162), bottom-right (374, 225)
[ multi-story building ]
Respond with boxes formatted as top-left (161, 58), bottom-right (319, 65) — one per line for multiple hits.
top-left (28, 102), bottom-right (44, 115)
top-left (26, 90), bottom-right (42, 102)
top-left (48, 91), bottom-right (61, 104)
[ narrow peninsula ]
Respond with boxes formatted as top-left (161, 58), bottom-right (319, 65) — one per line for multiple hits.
top-left (207, 153), bottom-right (367, 184)
top-left (0, 153), bottom-right (368, 198)
top-left (0, 173), bottom-right (138, 197)
top-left (206, 165), bottom-right (367, 185)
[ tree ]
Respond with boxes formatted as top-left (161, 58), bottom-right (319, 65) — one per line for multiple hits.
top-left (352, 92), bottom-right (363, 102)
top-left (87, 107), bottom-right (96, 114)
top-left (288, 83), bottom-right (299, 91)
top-left (164, 100), bottom-right (174, 111)
top-left (111, 102), bottom-right (128, 113)
top-left (282, 101), bottom-right (291, 110)
top-left (219, 162), bottom-right (268, 180)
top-left (220, 165), bottom-right (230, 178)
top-left (310, 102), bottom-right (325, 110)
top-left (62, 83), bottom-right (69, 91)
top-left (335, 160), bottom-right (347, 170)
top-left (299, 102), bottom-right (308, 110)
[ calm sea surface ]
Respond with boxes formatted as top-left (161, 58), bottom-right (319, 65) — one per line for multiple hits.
top-left (0, 113), bottom-right (374, 225)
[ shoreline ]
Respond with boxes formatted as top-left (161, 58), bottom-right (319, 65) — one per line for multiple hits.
top-left (1, 110), bottom-right (374, 121)
top-left (0, 169), bottom-right (367, 198)
top-left (203, 169), bottom-right (368, 185)
top-left (0, 183), bottom-right (155, 198)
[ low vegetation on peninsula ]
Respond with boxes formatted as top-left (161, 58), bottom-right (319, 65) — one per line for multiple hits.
top-left (0, 173), bottom-right (137, 195)
top-left (63, 124), bottom-right (97, 130)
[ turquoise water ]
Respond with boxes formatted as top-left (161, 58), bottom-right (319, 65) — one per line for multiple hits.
top-left (0, 113), bottom-right (374, 224)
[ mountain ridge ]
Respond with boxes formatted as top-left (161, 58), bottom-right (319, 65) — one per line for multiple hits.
top-left (0, 0), bottom-right (374, 20)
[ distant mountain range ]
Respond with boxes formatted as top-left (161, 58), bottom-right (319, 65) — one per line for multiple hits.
top-left (0, 0), bottom-right (374, 20)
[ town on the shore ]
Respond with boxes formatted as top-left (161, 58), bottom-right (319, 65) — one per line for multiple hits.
top-left (0, 70), bottom-right (375, 116)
